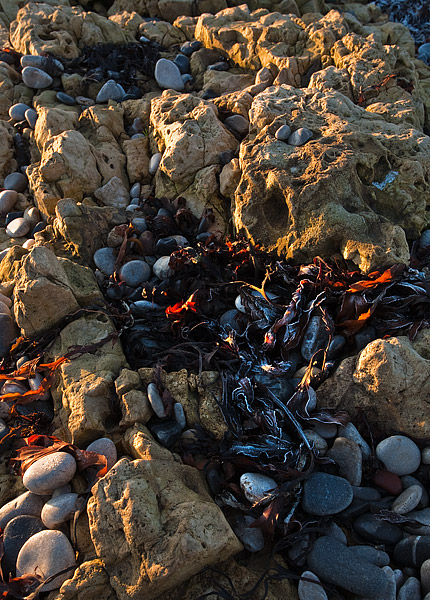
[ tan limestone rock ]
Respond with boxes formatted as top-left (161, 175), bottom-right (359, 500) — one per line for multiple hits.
top-left (33, 107), bottom-right (80, 152)
top-left (122, 136), bottom-right (150, 184)
top-left (108, 10), bottom-right (144, 35)
top-left (123, 424), bottom-right (175, 462)
top-left (87, 455), bottom-right (242, 600)
top-left (173, 15), bottom-right (198, 39)
top-left (202, 70), bottom-right (255, 96)
top-left (317, 336), bottom-right (430, 439)
top-left (51, 559), bottom-right (117, 600)
top-left (0, 120), bottom-right (16, 184)
top-left (0, 61), bottom-right (20, 121)
top-left (0, 246), bottom-right (28, 283)
top-left (138, 18), bottom-right (186, 47)
top-left (220, 158), bottom-right (241, 198)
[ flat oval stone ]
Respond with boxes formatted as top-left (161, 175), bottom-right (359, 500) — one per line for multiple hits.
top-left (130, 182), bottom-right (141, 198)
top-left (96, 79), bottom-right (125, 103)
top-left (6, 211), bottom-right (24, 226)
top-left (312, 421), bottom-right (337, 439)
top-left (0, 190), bottom-right (18, 214)
top-left (23, 452), bottom-right (77, 495)
top-left (8, 103), bottom-right (31, 121)
top-left (154, 58), bottom-right (184, 91)
top-left (22, 66), bottom-right (53, 89)
top-left (288, 127), bottom-right (313, 146)
top-left (147, 382), bottom-right (166, 418)
top-left (4, 172), bottom-right (27, 192)
top-left (352, 486), bottom-right (381, 502)
top-left (326, 437), bottom-right (362, 485)
top-left (76, 96), bottom-right (95, 106)
top-left (394, 536), bottom-right (430, 568)
top-left (2, 515), bottom-right (45, 578)
top-left (16, 530), bottom-right (75, 591)
top-left (392, 484), bottom-right (422, 514)
top-left (303, 430), bottom-right (328, 455)
top-left (41, 493), bottom-right (79, 529)
top-left (302, 472), bottom-right (353, 516)
top-left (6, 217), bottom-right (31, 238)
top-left (422, 446), bottom-right (430, 464)
top-left (0, 492), bottom-right (47, 530)
top-left (153, 256), bottom-right (173, 280)
top-left (22, 239), bottom-right (35, 250)
top-left (376, 435), bottom-right (421, 476)
top-left (174, 53), bottom-right (190, 74)
top-left (298, 570), bottom-right (328, 600)
top-left (422, 558), bottom-right (430, 594)
top-left (353, 513), bottom-right (403, 545)
top-left (348, 545), bottom-right (390, 566)
top-left (275, 124), bottom-right (292, 141)
top-left (180, 40), bottom-right (201, 55)
top-left (398, 576), bottom-right (421, 600)
top-left (149, 152), bottom-right (162, 175)
top-left (307, 536), bottom-right (390, 598)
top-left (224, 115), bottom-right (249, 136)
top-left (240, 472), bottom-right (277, 505)
top-left (402, 475), bottom-right (429, 509)
top-left (86, 438), bottom-right (117, 471)
top-left (119, 260), bottom-right (151, 287)
top-left (173, 402), bottom-right (186, 429)
top-left (25, 108), bottom-right (37, 129)
top-left (21, 55), bottom-right (63, 76)
top-left (56, 91), bottom-right (75, 105)
top-left (93, 247), bottom-right (117, 276)
top-left (0, 300), bottom-right (11, 316)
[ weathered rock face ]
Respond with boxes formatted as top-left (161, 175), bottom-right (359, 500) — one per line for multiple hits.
top-left (317, 335), bottom-right (430, 438)
top-left (50, 559), bottom-right (117, 600)
top-left (0, 121), bottom-right (16, 183)
top-left (108, 0), bottom-right (228, 24)
top-left (87, 452), bottom-right (242, 600)
top-left (233, 85), bottom-right (430, 273)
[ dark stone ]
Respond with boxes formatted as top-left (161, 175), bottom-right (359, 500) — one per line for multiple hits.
top-left (202, 89), bottom-right (218, 100)
top-left (180, 40), bottom-right (201, 56)
top-left (155, 236), bottom-right (180, 255)
top-left (307, 536), bottom-right (390, 598)
top-left (352, 486), bottom-right (381, 502)
top-left (32, 221), bottom-right (46, 236)
top-left (150, 421), bottom-right (182, 448)
top-left (355, 326), bottom-right (376, 350)
top-left (327, 334), bottom-right (346, 359)
top-left (207, 468), bottom-right (223, 494)
top-left (174, 54), bottom-right (190, 74)
top-left (207, 61), bottom-right (229, 71)
top-left (353, 513), bottom-right (403, 545)
top-left (348, 545), bottom-right (390, 566)
top-left (394, 536), bottom-right (430, 568)
top-left (56, 92), bottom-right (75, 105)
top-left (5, 211), bottom-right (24, 226)
top-left (302, 472), bottom-right (353, 516)
top-left (3, 515), bottom-right (45, 578)
top-left (338, 498), bottom-right (371, 519)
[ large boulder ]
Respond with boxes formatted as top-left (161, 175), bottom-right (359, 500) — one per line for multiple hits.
top-left (87, 451), bottom-right (242, 600)
top-left (317, 335), bottom-right (430, 439)
top-left (0, 120), bottom-right (17, 184)
top-left (108, 0), bottom-right (227, 24)
top-left (233, 85), bottom-right (430, 272)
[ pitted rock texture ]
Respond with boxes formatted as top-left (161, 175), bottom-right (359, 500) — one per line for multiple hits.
top-left (233, 85), bottom-right (430, 273)
top-left (87, 454), bottom-right (242, 600)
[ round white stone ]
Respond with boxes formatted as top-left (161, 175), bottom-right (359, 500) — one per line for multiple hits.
top-left (86, 438), bottom-right (117, 471)
top-left (41, 493), bottom-right (79, 529)
top-left (23, 452), bottom-right (77, 495)
top-left (154, 59), bottom-right (184, 92)
top-left (376, 435), bottom-right (421, 476)
top-left (240, 472), bottom-right (277, 505)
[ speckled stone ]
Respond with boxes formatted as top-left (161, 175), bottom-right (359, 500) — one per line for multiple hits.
top-left (240, 472), bottom-right (277, 505)
top-left (348, 545), bottom-right (390, 566)
top-left (96, 80), bottom-right (125, 103)
top-left (394, 536), bottom-right (430, 568)
top-left (302, 472), bottom-right (353, 516)
top-left (3, 172), bottom-right (27, 192)
top-left (154, 59), bottom-right (184, 91)
top-left (86, 438), bottom-right (117, 471)
top-left (16, 530), bottom-right (75, 591)
top-left (0, 492), bottom-right (47, 530)
top-left (6, 217), bottom-right (31, 238)
top-left (397, 576), bottom-right (421, 600)
top-left (22, 66), bottom-right (53, 89)
top-left (234, 516), bottom-right (264, 553)
top-left (41, 493), bottom-right (79, 529)
top-left (93, 247), bottom-right (117, 276)
top-left (23, 452), bottom-right (77, 495)
top-left (153, 256), bottom-right (173, 280)
top-left (119, 260), bottom-right (151, 287)
top-left (422, 447), bottom-right (430, 464)
top-left (421, 559), bottom-right (430, 594)
top-left (392, 485), bottom-right (423, 514)
top-left (376, 435), bottom-right (421, 476)
top-left (353, 513), bottom-right (403, 545)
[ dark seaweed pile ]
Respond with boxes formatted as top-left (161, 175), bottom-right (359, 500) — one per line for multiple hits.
top-left (376, 0), bottom-right (430, 43)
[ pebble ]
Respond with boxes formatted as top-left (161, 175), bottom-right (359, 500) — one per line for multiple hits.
top-left (41, 493), bottom-right (79, 529)
top-left (25, 108), bottom-right (37, 128)
top-left (149, 152), bottom-right (162, 175)
top-left (173, 402), bottom-right (186, 429)
top-left (393, 569), bottom-right (404, 589)
top-left (22, 239), bottom-right (35, 250)
top-left (421, 559), bottom-right (430, 594)
top-left (302, 472), bottom-right (353, 515)
top-left (147, 382), bottom-right (167, 418)
top-left (130, 182), bottom-right (141, 199)
top-left (327, 334), bottom-right (346, 358)
top-left (234, 516), bottom-right (265, 553)
top-left (86, 438), bottom-right (117, 471)
top-left (312, 421), bottom-right (337, 439)
top-left (338, 422), bottom-right (371, 460)
top-left (150, 421), bottom-right (182, 448)
top-left (327, 437), bottom-right (362, 485)
top-left (56, 91), bottom-right (76, 105)
top-left (6, 217), bottom-right (31, 238)
top-left (21, 66), bottom-right (53, 89)
top-left (240, 473), bottom-right (277, 505)
top-left (372, 469), bottom-right (403, 495)
top-left (301, 316), bottom-right (329, 362)
top-left (2, 515), bottom-right (45, 578)
top-left (348, 545), bottom-right (390, 567)
top-left (153, 256), bottom-right (173, 280)
top-left (76, 96), bottom-right (95, 106)
top-left (352, 486), bottom-right (381, 502)
top-left (93, 247), bottom-right (117, 276)
top-left (298, 570), bottom-right (328, 600)
top-left (180, 40), bottom-right (201, 56)
top-left (8, 103), bottom-right (31, 121)
top-left (23, 452), bottom-right (77, 495)
top-left (207, 61), bottom-right (229, 71)
top-left (6, 211), bottom-right (24, 225)
top-left (275, 124), bottom-right (292, 141)
top-left (219, 309), bottom-right (247, 333)
top-left (52, 484), bottom-right (72, 498)
top-left (0, 314), bottom-right (17, 357)
top-left (288, 127), bottom-right (313, 146)
top-left (418, 43), bottom-right (430, 65)
top-left (0, 292), bottom-right (12, 308)
top-left (394, 536), bottom-right (430, 568)
top-left (119, 260), bottom-right (151, 287)
top-left (96, 79), bottom-right (125, 103)
top-left (182, 74), bottom-right (193, 85)
top-left (131, 217), bottom-right (147, 233)
top-left (419, 229), bottom-right (430, 248)
top-left (4, 172), bottom-right (27, 192)
top-left (154, 59), bottom-right (184, 92)
top-left (23, 206), bottom-right (41, 227)
top-left (326, 522), bottom-right (347, 544)
top-left (353, 513), bottom-right (403, 545)
top-left (376, 435), bottom-right (421, 476)
top-left (307, 536), bottom-right (390, 598)
top-left (422, 446), bottom-right (430, 464)
top-left (0, 190), bottom-right (18, 214)
top-left (303, 430), bottom-right (328, 455)
top-left (0, 492), bottom-right (47, 530)
top-left (404, 508), bottom-right (430, 534)
top-left (174, 54), bottom-right (190, 74)
top-left (130, 300), bottom-right (161, 315)
top-left (155, 235), bottom-right (188, 255)
top-left (224, 115), bottom-right (249, 136)
top-left (16, 530), bottom-right (76, 591)
top-left (21, 55), bottom-right (63, 76)
top-left (397, 576), bottom-right (421, 600)
top-left (0, 300), bottom-right (11, 316)
top-left (139, 35), bottom-right (150, 43)
top-left (28, 372), bottom-right (50, 400)
top-left (392, 484), bottom-right (422, 514)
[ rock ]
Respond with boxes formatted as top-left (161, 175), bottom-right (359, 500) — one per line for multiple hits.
top-left (119, 389), bottom-right (152, 428)
top-left (22, 452), bottom-right (77, 495)
top-left (0, 190), bottom-right (18, 215)
top-left (6, 217), bottom-right (31, 238)
top-left (301, 316), bottom-right (329, 362)
top-left (423, 447), bottom-right (430, 464)
top-left (316, 337), bottom-right (430, 439)
top-left (4, 172), bottom-right (27, 192)
top-left (302, 472), bottom-right (353, 516)
top-left (155, 59), bottom-right (184, 91)
top-left (86, 438), bottom-right (117, 471)
top-left (288, 127), bottom-right (313, 146)
top-left (21, 55), bottom-right (64, 76)
top-left (376, 435), bottom-right (421, 476)
top-left (180, 41), bottom-right (202, 56)
top-left (392, 485), bottom-right (423, 514)
top-left (21, 66), bottom-right (53, 89)
top-left (275, 125), bottom-right (292, 141)
top-left (119, 260), bottom-right (151, 287)
top-left (234, 516), bottom-right (264, 553)
top-left (402, 475), bottom-right (429, 509)
top-left (93, 247), bottom-right (117, 276)
top-left (149, 152), bottom-right (162, 175)
top-left (0, 492), bottom-right (46, 530)
top-left (2, 515), bottom-right (45, 578)
top-left (9, 103), bottom-right (31, 121)
top-left (394, 536), bottom-right (430, 568)
top-left (348, 545), bottom-right (390, 566)
top-left (153, 255), bottom-right (173, 280)
top-left (25, 108), bottom-right (37, 129)
top-left (421, 559), bottom-right (430, 594)
top-left (298, 571), bottom-right (328, 600)
top-left (56, 92), bottom-right (76, 105)
top-left (96, 80), bottom-right (126, 103)
top-left (174, 54), bottom-right (190, 74)
top-left (353, 513), bottom-right (403, 545)
top-left (87, 456), bottom-right (242, 599)
top-left (239, 472), bottom-right (276, 505)
top-left (307, 536), bottom-right (390, 598)
top-left (326, 522), bottom-right (347, 544)
top-left (0, 314), bottom-right (17, 358)
top-left (338, 422), bottom-right (371, 460)
top-left (326, 437), bottom-right (362, 485)
top-left (312, 422), bottom-right (337, 439)
top-left (130, 183), bottom-right (141, 198)
top-left (147, 382), bottom-right (167, 418)
top-left (352, 486), bottom-right (381, 502)
top-left (224, 115), bottom-right (249, 136)
top-left (150, 421), bottom-right (182, 447)
top-left (16, 530), bottom-right (75, 591)
top-left (397, 577), bottom-right (421, 600)
top-left (41, 493), bottom-right (79, 529)
top-left (303, 430), bottom-right (328, 455)
top-left (94, 176), bottom-right (129, 209)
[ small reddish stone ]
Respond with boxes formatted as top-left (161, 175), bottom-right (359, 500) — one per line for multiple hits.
top-left (373, 469), bottom-right (403, 495)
